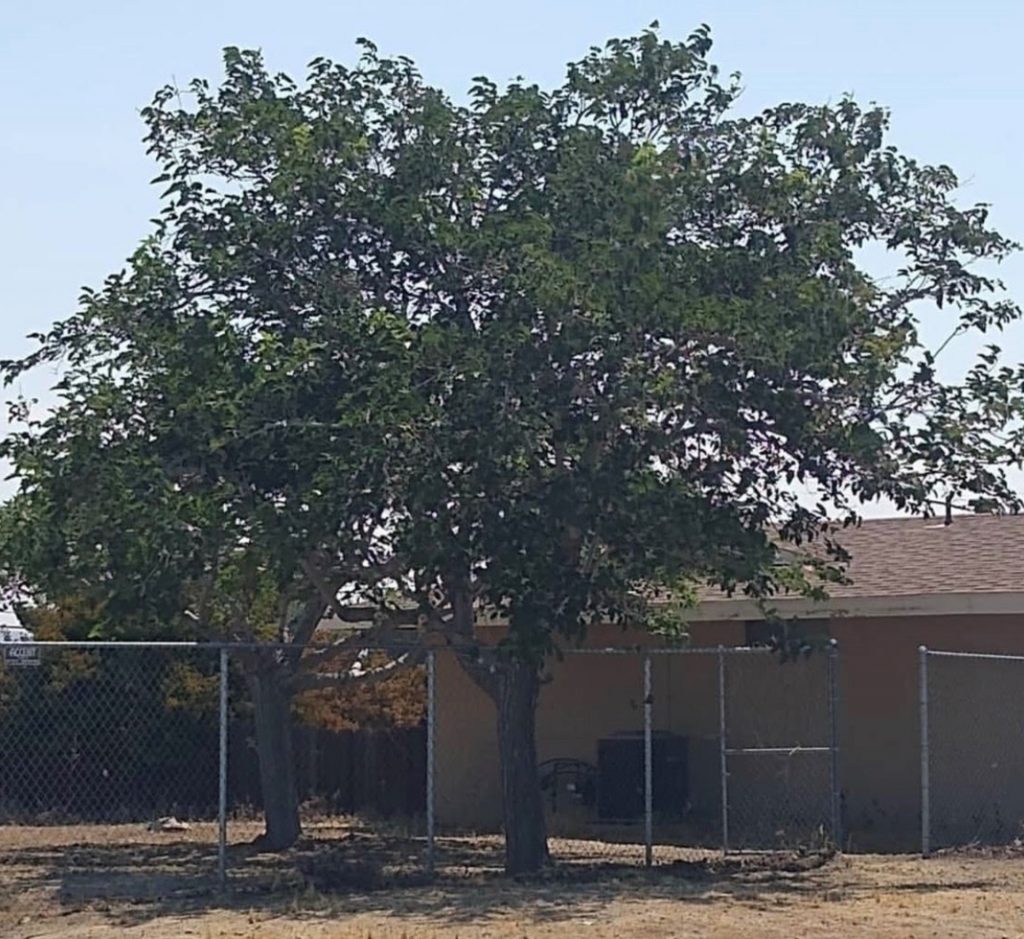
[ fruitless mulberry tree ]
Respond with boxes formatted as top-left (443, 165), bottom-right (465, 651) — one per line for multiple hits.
top-left (0, 279), bottom-right (424, 849)
top-left (3, 25), bottom-right (1024, 871)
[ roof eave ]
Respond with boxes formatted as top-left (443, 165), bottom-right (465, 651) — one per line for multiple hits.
top-left (691, 590), bottom-right (1024, 622)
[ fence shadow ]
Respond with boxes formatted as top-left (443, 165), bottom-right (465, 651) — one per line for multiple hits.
top-left (4, 833), bottom-right (999, 934)
top-left (3, 839), bottom-right (222, 905)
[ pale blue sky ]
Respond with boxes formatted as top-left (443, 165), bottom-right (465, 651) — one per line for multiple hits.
top-left (1, 0), bottom-right (1023, 497)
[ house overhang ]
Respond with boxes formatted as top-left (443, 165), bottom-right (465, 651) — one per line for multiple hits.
top-left (690, 590), bottom-right (1024, 622)
top-left (316, 590), bottom-right (1024, 636)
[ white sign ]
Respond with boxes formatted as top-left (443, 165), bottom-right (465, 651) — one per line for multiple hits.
top-left (2, 644), bottom-right (40, 667)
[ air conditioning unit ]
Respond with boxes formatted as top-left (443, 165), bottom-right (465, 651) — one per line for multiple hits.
top-left (596, 731), bottom-right (688, 821)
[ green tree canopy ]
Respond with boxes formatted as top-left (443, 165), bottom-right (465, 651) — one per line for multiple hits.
top-left (3, 24), bottom-right (1023, 869)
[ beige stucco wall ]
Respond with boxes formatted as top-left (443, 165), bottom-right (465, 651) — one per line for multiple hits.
top-left (433, 614), bottom-right (1024, 851)
top-left (831, 614), bottom-right (1024, 849)
top-left (434, 620), bottom-right (744, 833)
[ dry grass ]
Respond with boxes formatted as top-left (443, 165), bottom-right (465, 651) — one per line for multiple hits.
top-left (3, 824), bottom-right (1024, 937)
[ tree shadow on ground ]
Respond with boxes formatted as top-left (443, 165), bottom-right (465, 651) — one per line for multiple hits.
top-left (0, 830), bottom-right (1008, 932)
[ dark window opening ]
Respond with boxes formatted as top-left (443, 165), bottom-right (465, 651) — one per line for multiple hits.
top-left (744, 618), bottom-right (830, 651)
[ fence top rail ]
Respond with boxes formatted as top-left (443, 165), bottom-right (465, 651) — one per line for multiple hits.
top-left (565, 644), bottom-right (824, 656)
top-left (924, 648), bottom-right (1024, 664)
top-left (2, 640), bottom-right (838, 655)
top-left (1, 640), bottom-right (422, 652)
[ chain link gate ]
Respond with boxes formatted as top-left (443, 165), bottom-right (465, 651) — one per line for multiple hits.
top-left (717, 643), bottom-right (840, 854)
top-left (639, 644), bottom-right (840, 863)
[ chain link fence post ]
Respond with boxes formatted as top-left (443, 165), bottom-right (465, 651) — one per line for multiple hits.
top-left (919, 645), bottom-right (930, 857)
top-left (643, 653), bottom-right (653, 867)
top-left (718, 645), bottom-right (729, 856)
top-left (426, 649), bottom-right (436, 877)
top-left (218, 646), bottom-right (229, 891)
top-left (828, 639), bottom-right (842, 851)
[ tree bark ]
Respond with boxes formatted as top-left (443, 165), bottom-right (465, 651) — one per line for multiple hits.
top-left (448, 582), bottom-right (550, 875)
top-left (494, 660), bottom-right (550, 875)
top-left (249, 662), bottom-right (302, 850)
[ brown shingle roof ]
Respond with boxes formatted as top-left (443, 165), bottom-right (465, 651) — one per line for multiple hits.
top-left (702, 514), bottom-right (1024, 604)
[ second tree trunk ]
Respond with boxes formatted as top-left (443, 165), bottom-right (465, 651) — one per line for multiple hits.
top-left (249, 662), bottom-right (302, 850)
top-left (495, 660), bottom-right (549, 874)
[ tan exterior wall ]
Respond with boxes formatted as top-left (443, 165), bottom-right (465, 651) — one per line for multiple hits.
top-left (433, 614), bottom-right (1024, 851)
top-left (434, 620), bottom-right (743, 833)
top-left (831, 614), bottom-right (1024, 849)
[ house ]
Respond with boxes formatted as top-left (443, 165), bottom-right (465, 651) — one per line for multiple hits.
top-left (433, 514), bottom-right (1024, 851)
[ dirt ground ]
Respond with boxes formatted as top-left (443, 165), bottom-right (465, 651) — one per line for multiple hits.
top-left (3, 825), bottom-right (1024, 938)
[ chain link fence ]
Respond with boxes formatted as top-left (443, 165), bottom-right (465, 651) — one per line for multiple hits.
top-left (0, 644), bottom-right (224, 911)
top-left (0, 641), bottom-right (431, 909)
top-left (919, 648), bottom-right (1024, 854)
top-left (0, 639), bottom-right (841, 910)
top-left (431, 645), bottom-right (841, 869)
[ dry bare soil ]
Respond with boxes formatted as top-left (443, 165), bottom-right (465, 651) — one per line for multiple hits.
top-left (3, 824), bottom-right (1024, 938)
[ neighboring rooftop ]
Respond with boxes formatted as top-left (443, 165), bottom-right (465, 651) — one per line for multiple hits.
top-left (807, 514), bottom-right (1024, 599)
top-left (317, 514), bottom-right (1024, 630)
top-left (695, 513), bottom-right (1024, 619)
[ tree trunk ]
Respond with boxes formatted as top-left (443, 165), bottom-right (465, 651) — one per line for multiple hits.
top-left (494, 660), bottom-right (549, 874)
top-left (249, 663), bottom-right (301, 850)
